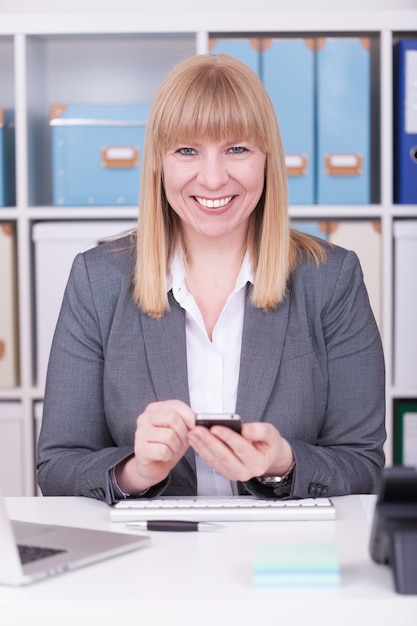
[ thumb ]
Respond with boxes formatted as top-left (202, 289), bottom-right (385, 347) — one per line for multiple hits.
top-left (241, 422), bottom-right (263, 442)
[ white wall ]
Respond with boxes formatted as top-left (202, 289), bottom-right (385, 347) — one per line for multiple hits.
top-left (0, 0), bottom-right (416, 13)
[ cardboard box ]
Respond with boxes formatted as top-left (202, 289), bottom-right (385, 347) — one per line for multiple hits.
top-left (0, 222), bottom-right (18, 387)
top-left (50, 104), bottom-right (150, 206)
top-left (394, 220), bottom-right (417, 388)
top-left (0, 402), bottom-right (24, 496)
top-left (32, 220), bottom-right (136, 389)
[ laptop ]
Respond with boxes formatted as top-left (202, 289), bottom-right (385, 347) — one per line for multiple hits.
top-left (0, 486), bottom-right (150, 586)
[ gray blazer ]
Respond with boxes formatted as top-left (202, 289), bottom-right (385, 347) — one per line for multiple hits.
top-left (37, 234), bottom-right (386, 504)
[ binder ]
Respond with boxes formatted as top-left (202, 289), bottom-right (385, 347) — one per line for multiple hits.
top-left (0, 108), bottom-right (16, 207)
top-left (262, 39), bottom-right (315, 205)
top-left (394, 220), bottom-right (417, 388)
top-left (316, 38), bottom-right (371, 204)
top-left (209, 38), bottom-right (261, 76)
top-left (394, 400), bottom-right (417, 466)
top-left (394, 39), bottom-right (417, 205)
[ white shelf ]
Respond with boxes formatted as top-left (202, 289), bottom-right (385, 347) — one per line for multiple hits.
top-left (0, 8), bottom-right (416, 494)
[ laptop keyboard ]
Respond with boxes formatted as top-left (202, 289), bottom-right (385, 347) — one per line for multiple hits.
top-left (18, 544), bottom-right (66, 565)
top-left (111, 496), bottom-right (335, 522)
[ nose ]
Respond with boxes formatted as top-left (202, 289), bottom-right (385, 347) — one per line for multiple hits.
top-left (196, 153), bottom-right (229, 190)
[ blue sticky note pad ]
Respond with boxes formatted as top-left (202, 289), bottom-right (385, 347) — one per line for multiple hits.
top-left (253, 544), bottom-right (340, 588)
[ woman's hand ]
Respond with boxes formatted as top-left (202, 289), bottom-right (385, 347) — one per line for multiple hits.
top-left (115, 400), bottom-right (195, 495)
top-left (187, 421), bottom-right (294, 482)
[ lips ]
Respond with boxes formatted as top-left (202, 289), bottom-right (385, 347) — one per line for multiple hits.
top-left (194, 195), bottom-right (235, 209)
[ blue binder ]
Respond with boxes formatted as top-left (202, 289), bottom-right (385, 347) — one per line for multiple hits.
top-left (0, 108), bottom-right (14, 207)
top-left (263, 39), bottom-right (315, 205)
top-left (209, 38), bottom-right (261, 76)
top-left (395, 39), bottom-right (417, 205)
top-left (316, 38), bottom-right (371, 205)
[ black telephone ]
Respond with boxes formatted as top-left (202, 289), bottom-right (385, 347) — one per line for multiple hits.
top-left (369, 466), bottom-right (417, 594)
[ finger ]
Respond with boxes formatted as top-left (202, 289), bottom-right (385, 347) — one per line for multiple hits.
top-left (188, 426), bottom-right (234, 462)
top-left (136, 421), bottom-right (188, 458)
top-left (146, 400), bottom-right (196, 429)
top-left (188, 427), bottom-right (255, 480)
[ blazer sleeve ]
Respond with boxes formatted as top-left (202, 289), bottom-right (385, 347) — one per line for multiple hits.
top-left (37, 250), bottom-right (137, 504)
top-left (246, 249), bottom-right (386, 499)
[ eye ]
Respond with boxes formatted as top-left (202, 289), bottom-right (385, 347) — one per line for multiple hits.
top-left (227, 146), bottom-right (248, 154)
top-left (176, 147), bottom-right (197, 156)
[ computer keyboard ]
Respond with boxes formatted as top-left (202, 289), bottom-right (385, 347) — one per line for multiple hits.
top-left (18, 544), bottom-right (66, 565)
top-left (110, 496), bottom-right (335, 523)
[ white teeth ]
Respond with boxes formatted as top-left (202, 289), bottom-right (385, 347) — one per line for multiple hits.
top-left (195, 196), bottom-right (234, 208)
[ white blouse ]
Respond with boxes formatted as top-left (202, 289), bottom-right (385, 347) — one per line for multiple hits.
top-left (168, 251), bottom-right (253, 495)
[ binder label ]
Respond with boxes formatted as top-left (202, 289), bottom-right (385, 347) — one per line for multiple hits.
top-left (405, 50), bottom-right (417, 133)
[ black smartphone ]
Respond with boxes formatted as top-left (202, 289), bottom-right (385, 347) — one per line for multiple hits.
top-left (195, 413), bottom-right (242, 433)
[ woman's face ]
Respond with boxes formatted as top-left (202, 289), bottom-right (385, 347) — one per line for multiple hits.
top-left (162, 138), bottom-right (266, 246)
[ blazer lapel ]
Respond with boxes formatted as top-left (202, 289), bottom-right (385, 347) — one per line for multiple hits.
top-left (140, 294), bottom-right (196, 475)
top-left (140, 292), bottom-right (190, 404)
top-left (236, 288), bottom-right (290, 423)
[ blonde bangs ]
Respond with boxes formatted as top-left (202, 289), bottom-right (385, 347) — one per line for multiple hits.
top-left (150, 54), bottom-right (271, 152)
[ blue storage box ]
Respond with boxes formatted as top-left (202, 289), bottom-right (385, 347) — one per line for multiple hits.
top-left (50, 104), bottom-right (150, 206)
top-left (316, 38), bottom-right (371, 204)
top-left (263, 39), bottom-right (315, 205)
top-left (209, 38), bottom-right (261, 76)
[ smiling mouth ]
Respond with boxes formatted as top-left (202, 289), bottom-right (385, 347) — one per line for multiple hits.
top-left (194, 195), bottom-right (235, 209)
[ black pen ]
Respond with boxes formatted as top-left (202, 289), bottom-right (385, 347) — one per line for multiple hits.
top-left (125, 520), bottom-right (222, 532)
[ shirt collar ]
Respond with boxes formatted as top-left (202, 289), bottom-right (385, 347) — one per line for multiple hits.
top-left (166, 248), bottom-right (254, 296)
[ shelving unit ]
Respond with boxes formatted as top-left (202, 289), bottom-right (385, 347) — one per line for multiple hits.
top-left (0, 10), bottom-right (416, 495)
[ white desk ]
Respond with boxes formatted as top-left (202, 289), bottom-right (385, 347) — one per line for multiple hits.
top-left (1, 495), bottom-right (416, 626)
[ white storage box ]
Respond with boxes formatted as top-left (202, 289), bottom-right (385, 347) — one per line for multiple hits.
top-left (0, 223), bottom-right (19, 387)
top-left (394, 220), bottom-right (417, 388)
top-left (34, 400), bottom-right (43, 495)
top-left (327, 220), bottom-right (381, 331)
top-left (0, 108), bottom-right (5, 206)
top-left (292, 220), bottom-right (381, 330)
top-left (33, 220), bottom-right (136, 389)
top-left (0, 402), bottom-right (24, 496)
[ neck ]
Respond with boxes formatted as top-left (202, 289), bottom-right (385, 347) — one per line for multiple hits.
top-left (180, 229), bottom-right (248, 274)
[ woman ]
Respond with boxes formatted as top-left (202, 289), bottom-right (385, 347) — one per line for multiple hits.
top-left (37, 54), bottom-right (386, 503)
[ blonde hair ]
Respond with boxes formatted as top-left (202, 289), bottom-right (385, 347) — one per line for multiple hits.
top-left (134, 53), bottom-right (325, 318)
